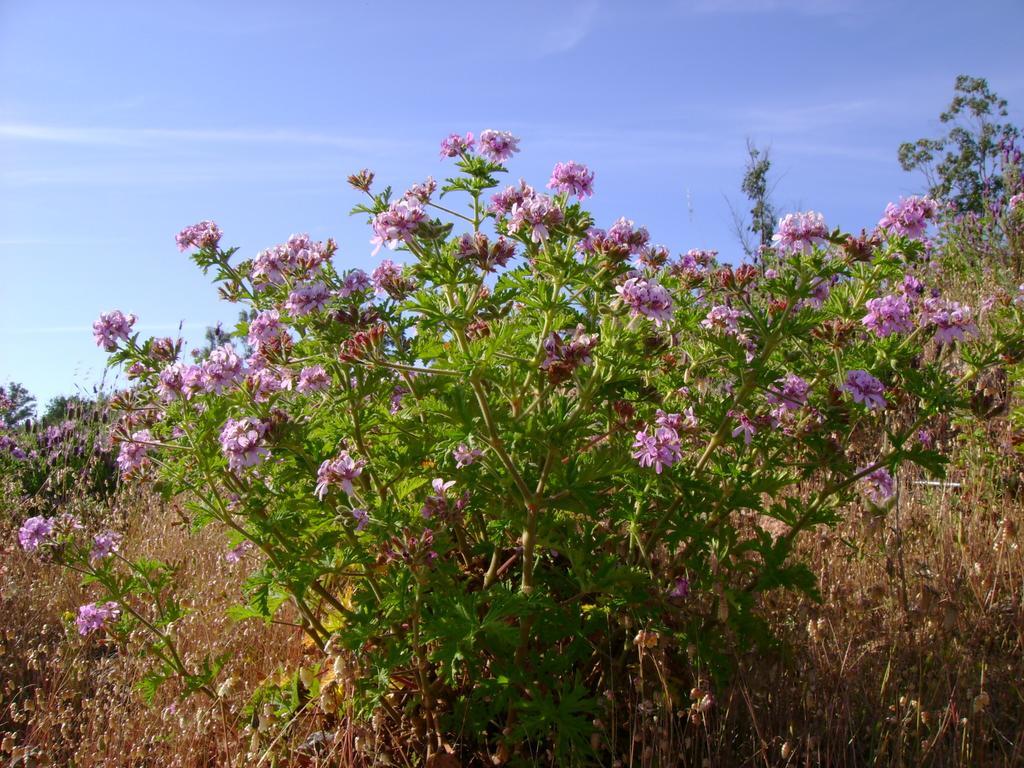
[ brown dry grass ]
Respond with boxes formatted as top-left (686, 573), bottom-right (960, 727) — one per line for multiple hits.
top-left (3, 415), bottom-right (1021, 767)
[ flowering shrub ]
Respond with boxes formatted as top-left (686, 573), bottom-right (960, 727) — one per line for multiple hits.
top-left (16, 132), bottom-right (1024, 762)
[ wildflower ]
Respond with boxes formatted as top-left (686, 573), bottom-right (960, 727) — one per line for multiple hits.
top-left (252, 234), bottom-right (331, 285)
top-left (370, 200), bottom-right (427, 255)
top-left (75, 602), bottom-right (120, 636)
top-left (616, 278), bottom-right (674, 326)
top-left (921, 297), bottom-right (977, 344)
top-left (402, 177), bottom-right (437, 204)
top-left (201, 345), bottom-right (245, 393)
top-left (453, 444), bottom-right (483, 468)
top-left (547, 161), bottom-right (594, 199)
top-left (541, 325), bottom-right (599, 382)
top-left (900, 274), bottom-right (925, 300)
top-left (219, 417), bottom-right (270, 472)
top-left (92, 310), bottom-right (137, 351)
top-left (421, 478), bottom-right (457, 519)
top-left (579, 218), bottom-right (650, 262)
top-left (638, 244), bottom-right (670, 269)
top-left (766, 373), bottom-right (810, 413)
top-left (224, 541), bottom-right (253, 564)
top-left (175, 220), bottom-right (222, 252)
top-left (18, 515), bottom-right (54, 551)
top-left (772, 211), bottom-right (829, 254)
top-left (842, 370), bottom-right (887, 411)
top-left (315, 450), bottom-right (365, 498)
top-left (370, 259), bottom-right (415, 299)
top-left (507, 192), bottom-right (563, 243)
top-left (489, 180), bottom-right (534, 216)
top-left (1009, 193), bottom-right (1024, 211)
top-left (631, 425), bottom-right (683, 474)
top-left (284, 281), bottom-right (331, 316)
top-left (669, 577), bottom-right (690, 599)
top-left (116, 429), bottom-right (153, 473)
top-left (90, 531), bottom-right (122, 562)
top-left (730, 411), bottom-right (757, 445)
top-left (917, 429), bottom-right (934, 448)
top-left (456, 233), bottom-right (517, 272)
top-left (439, 132), bottom-right (474, 158)
top-left (478, 129), bottom-right (520, 163)
top-left (701, 305), bottom-right (743, 336)
top-left (389, 384), bottom-right (409, 413)
top-left (878, 196), bottom-right (938, 239)
top-left (157, 362), bottom-right (203, 402)
top-left (247, 310), bottom-right (284, 351)
top-left (351, 508), bottom-right (369, 531)
top-left (296, 365), bottom-right (330, 393)
top-left (862, 294), bottom-right (914, 337)
top-left (860, 466), bottom-right (895, 505)
top-left (246, 366), bottom-right (289, 402)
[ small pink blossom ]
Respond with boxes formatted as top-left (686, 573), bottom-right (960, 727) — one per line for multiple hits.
top-left (18, 515), bottom-right (54, 551)
top-left (478, 130), bottom-right (520, 163)
top-left (616, 278), bottom-right (674, 326)
top-left (219, 418), bottom-right (270, 472)
top-left (547, 161), bottom-right (594, 199)
top-left (76, 602), bottom-right (120, 636)
top-left (116, 429), bottom-right (153, 473)
top-left (296, 365), bottom-right (330, 393)
top-left (772, 211), bottom-right (829, 254)
top-left (284, 282), bottom-right (331, 316)
top-left (878, 196), bottom-right (938, 239)
top-left (93, 310), bottom-right (137, 351)
top-left (175, 220), bottom-right (222, 252)
top-left (453, 444), bottom-right (483, 468)
top-left (842, 370), bottom-right (887, 411)
top-left (316, 450), bottom-right (365, 498)
top-left (440, 132), bottom-right (474, 158)
top-left (862, 294), bottom-right (914, 337)
top-left (370, 200), bottom-right (427, 255)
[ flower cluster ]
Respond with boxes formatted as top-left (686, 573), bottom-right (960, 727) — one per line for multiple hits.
top-left (615, 278), bottom-right (674, 326)
top-left (541, 325), bottom-right (599, 383)
top-left (878, 196), bottom-right (938, 239)
top-left (507, 191), bottom-right (563, 243)
top-left (631, 412), bottom-right (685, 474)
top-left (579, 218), bottom-right (650, 262)
top-left (284, 282), bottom-right (331, 316)
top-left (547, 161), bottom-right (594, 199)
top-left (252, 234), bottom-right (331, 286)
top-left (371, 200), bottom-right (427, 254)
top-left (478, 130), bottom-right (520, 163)
top-left (219, 417), bottom-right (270, 472)
top-left (93, 310), bottom-right (137, 351)
top-left (842, 370), bottom-right (887, 411)
top-left (75, 601), bottom-right (120, 636)
top-left (921, 298), bottom-right (977, 344)
top-left (772, 211), bottom-right (829, 254)
top-left (862, 294), bottom-right (914, 337)
top-left (175, 220), bottom-right (222, 252)
top-left (116, 429), bottom-right (153, 473)
top-left (315, 450), bottom-right (365, 498)
top-left (18, 515), bottom-right (54, 551)
top-left (439, 132), bottom-right (474, 158)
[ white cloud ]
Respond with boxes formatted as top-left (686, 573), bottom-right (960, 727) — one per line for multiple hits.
top-left (0, 122), bottom-right (417, 154)
top-left (680, 0), bottom-right (854, 15)
top-left (536, 0), bottom-right (601, 57)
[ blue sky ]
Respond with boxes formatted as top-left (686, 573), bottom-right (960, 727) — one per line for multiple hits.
top-left (2, 0), bottom-right (1022, 409)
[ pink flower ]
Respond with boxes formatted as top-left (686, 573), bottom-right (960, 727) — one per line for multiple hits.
top-left (370, 200), bottom-right (427, 255)
top-left (175, 220), bottom-right (222, 252)
top-left (201, 345), bottom-right (245, 393)
top-left (90, 531), bottom-right (122, 562)
top-left (351, 508), bottom-right (369, 531)
top-left (224, 541), bottom-right (253, 564)
top-left (296, 365), bottom-right (330, 393)
top-left (772, 211), bottom-right (829, 254)
top-left (489, 180), bottom-right (534, 217)
top-left (616, 278), bottom-right (674, 326)
top-left (252, 234), bottom-right (330, 285)
top-left (578, 218), bottom-right (650, 261)
top-left (219, 418), bottom-right (270, 472)
top-left (547, 161), bottom-right (594, 199)
top-left (701, 305), bottom-right (743, 336)
top-left (371, 259), bottom-right (415, 299)
top-left (157, 362), bottom-right (203, 402)
top-left (541, 325), bottom-right (599, 380)
top-left (440, 132), bottom-right (474, 158)
top-left (93, 310), bottom-right (137, 351)
top-left (766, 373), bottom-right (810, 413)
top-left (842, 370), bottom-right (887, 411)
top-left (284, 282), bottom-right (331, 316)
top-left (669, 577), bottom-right (690, 599)
top-left (862, 294), bottom-right (914, 337)
top-left (18, 515), bottom-right (54, 551)
top-left (631, 425), bottom-right (682, 474)
top-left (75, 601), bottom-right (120, 636)
top-left (340, 269), bottom-right (372, 298)
top-left (1009, 193), bottom-right (1024, 211)
top-left (730, 411), bottom-right (757, 445)
top-left (116, 429), bottom-right (153, 473)
top-left (453, 444), bottom-right (483, 468)
top-left (421, 478), bottom-right (457, 519)
top-left (861, 467), bottom-right (895, 505)
top-left (478, 130), bottom-right (520, 163)
top-left (921, 298), bottom-right (977, 344)
top-left (508, 192), bottom-right (563, 243)
top-left (878, 196), bottom-right (938, 239)
top-left (315, 450), bottom-right (365, 498)
top-left (248, 310), bottom-right (284, 351)
top-left (403, 177), bottom-right (437, 204)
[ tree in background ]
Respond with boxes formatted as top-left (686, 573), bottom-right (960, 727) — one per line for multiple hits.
top-left (899, 75), bottom-right (1020, 213)
top-left (0, 382), bottom-right (37, 428)
top-left (728, 140), bottom-right (777, 258)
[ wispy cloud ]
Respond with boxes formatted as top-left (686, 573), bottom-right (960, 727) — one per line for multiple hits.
top-left (680, 0), bottom-right (855, 15)
top-left (6, 322), bottom-right (211, 336)
top-left (0, 122), bottom-right (418, 154)
top-left (536, 1), bottom-right (601, 57)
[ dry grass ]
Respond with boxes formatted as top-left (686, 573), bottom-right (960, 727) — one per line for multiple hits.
top-left (3, 416), bottom-right (1021, 767)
